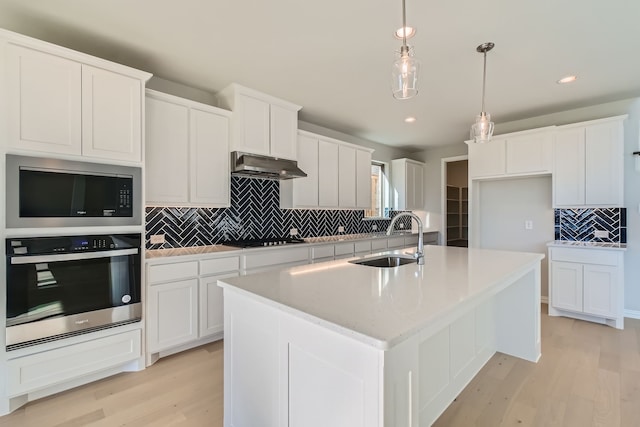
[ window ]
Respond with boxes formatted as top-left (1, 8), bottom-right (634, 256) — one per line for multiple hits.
top-left (365, 162), bottom-right (389, 217)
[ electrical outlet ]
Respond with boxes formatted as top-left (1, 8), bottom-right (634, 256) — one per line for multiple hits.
top-left (399, 223), bottom-right (405, 229)
top-left (338, 226), bottom-right (345, 233)
top-left (525, 220), bottom-right (533, 230)
top-left (594, 230), bottom-right (609, 238)
top-left (290, 228), bottom-right (298, 236)
top-left (150, 234), bottom-right (165, 244)
top-left (372, 224), bottom-right (378, 231)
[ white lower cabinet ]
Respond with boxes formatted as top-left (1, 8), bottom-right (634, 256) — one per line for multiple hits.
top-left (146, 254), bottom-right (240, 362)
top-left (549, 246), bottom-right (624, 329)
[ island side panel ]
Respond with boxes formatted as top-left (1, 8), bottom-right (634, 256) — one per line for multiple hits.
top-left (223, 287), bottom-right (384, 427)
top-left (384, 298), bottom-right (497, 427)
top-left (495, 264), bottom-right (542, 362)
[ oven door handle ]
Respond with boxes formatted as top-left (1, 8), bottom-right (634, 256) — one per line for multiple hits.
top-left (10, 248), bottom-right (139, 265)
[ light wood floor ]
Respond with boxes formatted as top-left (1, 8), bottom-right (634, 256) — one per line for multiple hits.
top-left (1, 305), bottom-right (639, 426)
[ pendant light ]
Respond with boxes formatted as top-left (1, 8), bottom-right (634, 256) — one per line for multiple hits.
top-left (391, 0), bottom-right (420, 100)
top-left (470, 42), bottom-right (495, 143)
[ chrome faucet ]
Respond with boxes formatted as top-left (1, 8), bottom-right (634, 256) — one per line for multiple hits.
top-left (386, 212), bottom-right (424, 265)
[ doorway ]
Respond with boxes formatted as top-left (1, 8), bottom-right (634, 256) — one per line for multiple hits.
top-left (441, 156), bottom-right (468, 247)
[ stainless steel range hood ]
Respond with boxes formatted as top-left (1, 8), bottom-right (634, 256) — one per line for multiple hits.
top-left (230, 151), bottom-right (307, 180)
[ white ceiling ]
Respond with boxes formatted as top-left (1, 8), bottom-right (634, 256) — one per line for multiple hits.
top-left (1, 0), bottom-right (639, 151)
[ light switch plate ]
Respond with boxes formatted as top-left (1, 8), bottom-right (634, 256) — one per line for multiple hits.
top-left (594, 230), bottom-right (609, 238)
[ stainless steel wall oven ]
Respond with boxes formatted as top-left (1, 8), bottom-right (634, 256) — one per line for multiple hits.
top-left (6, 233), bottom-right (141, 350)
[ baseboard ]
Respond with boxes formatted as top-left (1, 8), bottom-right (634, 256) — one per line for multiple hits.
top-left (624, 309), bottom-right (640, 320)
top-left (541, 296), bottom-right (549, 304)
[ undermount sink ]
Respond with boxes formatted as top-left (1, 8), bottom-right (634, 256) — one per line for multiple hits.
top-left (350, 255), bottom-right (416, 268)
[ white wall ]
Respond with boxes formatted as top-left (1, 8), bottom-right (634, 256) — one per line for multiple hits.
top-left (476, 176), bottom-right (554, 297)
top-left (147, 76), bottom-right (218, 106)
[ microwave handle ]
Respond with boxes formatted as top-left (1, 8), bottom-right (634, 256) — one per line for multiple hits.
top-left (10, 248), bottom-right (139, 265)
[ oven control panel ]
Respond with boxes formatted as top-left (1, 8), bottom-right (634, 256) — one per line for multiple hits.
top-left (7, 233), bottom-right (141, 255)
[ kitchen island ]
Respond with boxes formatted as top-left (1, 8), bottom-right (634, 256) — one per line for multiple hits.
top-left (219, 245), bottom-right (544, 427)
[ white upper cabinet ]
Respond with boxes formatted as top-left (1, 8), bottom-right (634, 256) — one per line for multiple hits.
top-left (217, 84), bottom-right (301, 160)
top-left (553, 116), bottom-right (625, 207)
top-left (145, 90), bottom-right (231, 207)
top-left (280, 130), bottom-right (374, 210)
top-left (338, 145), bottom-right (357, 208)
top-left (391, 158), bottom-right (425, 211)
top-left (3, 30), bottom-right (151, 162)
top-left (468, 127), bottom-right (554, 180)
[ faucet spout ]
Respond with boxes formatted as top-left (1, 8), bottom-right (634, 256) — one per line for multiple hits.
top-left (386, 212), bottom-right (424, 265)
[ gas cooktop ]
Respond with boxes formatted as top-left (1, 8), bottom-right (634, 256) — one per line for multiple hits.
top-left (223, 237), bottom-right (306, 248)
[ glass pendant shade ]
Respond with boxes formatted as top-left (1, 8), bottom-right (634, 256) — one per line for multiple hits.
top-left (470, 112), bottom-right (494, 143)
top-left (392, 47), bottom-right (420, 100)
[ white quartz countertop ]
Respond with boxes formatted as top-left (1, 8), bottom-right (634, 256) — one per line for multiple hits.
top-left (547, 240), bottom-right (627, 250)
top-left (218, 245), bottom-right (544, 350)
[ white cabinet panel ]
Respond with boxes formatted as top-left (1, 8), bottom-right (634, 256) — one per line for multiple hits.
top-left (270, 103), bottom-right (297, 160)
top-left (356, 149), bottom-right (372, 209)
top-left (583, 264), bottom-right (617, 317)
top-left (237, 94), bottom-right (270, 156)
top-left (147, 279), bottom-right (198, 353)
top-left (81, 65), bottom-right (142, 162)
top-left (391, 158), bottom-right (425, 211)
top-left (506, 132), bottom-right (552, 175)
top-left (554, 116), bottom-right (625, 207)
top-left (289, 133), bottom-right (319, 207)
top-left (189, 108), bottom-right (230, 205)
top-left (550, 261), bottom-right (583, 312)
top-left (7, 330), bottom-right (141, 396)
top-left (585, 121), bottom-right (623, 205)
top-left (148, 260), bottom-right (198, 284)
top-left (7, 44), bottom-right (82, 154)
top-left (199, 272), bottom-right (238, 339)
top-left (145, 90), bottom-right (230, 207)
top-left (338, 145), bottom-right (357, 208)
top-left (145, 96), bottom-right (190, 204)
top-left (318, 139), bottom-right (339, 207)
top-left (468, 138), bottom-right (506, 178)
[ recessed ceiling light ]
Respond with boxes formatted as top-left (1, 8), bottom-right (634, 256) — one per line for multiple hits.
top-left (394, 26), bottom-right (416, 39)
top-left (557, 75), bottom-right (577, 84)
top-left (405, 116), bottom-right (416, 123)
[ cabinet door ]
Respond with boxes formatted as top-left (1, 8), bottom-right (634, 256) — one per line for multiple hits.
top-left (293, 134), bottom-right (319, 207)
top-left (356, 149), bottom-right (372, 209)
top-left (468, 138), bottom-right (506, 178)
top-left (506, 132), bottom-right (552, 175)
top-left (554, 128), bottom-right (585, 206)
top-left (270, 104), bottom-right (297, 160)
top-left (7, 44), bottom-right (82, 154)
top-left (338, 145), bottom-right (357, 208)
top-left (318, 139), bottom-right (339, 207)
top-left (583, 264), bottom-right (617, 318)
top-left (408, 161), bottom-right (424, 210)
top-left (199, 272), bottom-right (239, 338)
top-left (236, 94), bottom-right (270, 156)
top-left (550, 261), bottom-right (583, 312)
top-left (81, 65), bottom-right (142, 162)
top-left (147, 279), bottom-right (198, 353)
top-left (190, 108), bottom-right (230, 206)
top-left (145, 96), bottom-right (189, 204)
top-left (585, 121), bottom-right (623, 205)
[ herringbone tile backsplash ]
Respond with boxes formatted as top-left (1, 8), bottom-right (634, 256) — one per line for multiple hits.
top-left (554, 208), bottom-right (626, 243)
top-left (146, 177), bottom-right (410, 249)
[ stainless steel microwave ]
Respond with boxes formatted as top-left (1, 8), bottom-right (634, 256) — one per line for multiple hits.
top-left (6, 154), bottom-right (142, 228)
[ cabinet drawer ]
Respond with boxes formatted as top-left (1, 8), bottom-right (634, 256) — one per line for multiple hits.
top-left (200, 256), bottom-right (240, 276)
top-left (371, 239), bottom-right (387, 251)
top-left (404, 235), bottom-right (419, 246)
top-left (354, 241), bottom-right (371, 254)
top-left (312, 245), bottom-right (334, 260)
top-left (550, 247), bottom-right (619, 266)
top-left (7, 330), bottom-right (141, 396)
top-left (148, 261), bottom-right (198, 284)
top-left (244, 247), bottom-right (309, 270)
top-left (334, 242), bottom-right (354, 256)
